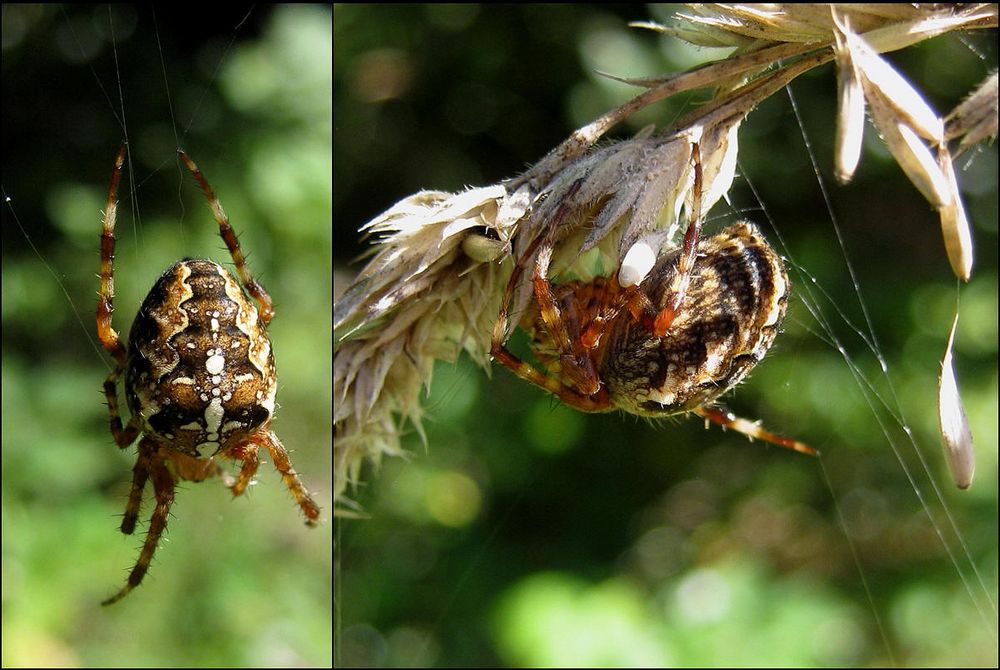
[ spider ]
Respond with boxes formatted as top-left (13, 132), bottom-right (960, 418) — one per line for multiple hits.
top-left (490, 144), bottom-right (816, 457)
top-left (96, 143), bottom-right (321, 606)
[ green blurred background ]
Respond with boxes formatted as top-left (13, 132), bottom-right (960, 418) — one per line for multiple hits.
top-left (2, 5), bottom-right (331, 667)
top-left (334, 5), bottom-right (997, 668)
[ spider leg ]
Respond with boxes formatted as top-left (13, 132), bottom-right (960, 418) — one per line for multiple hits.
top-left (580, 142), bottom-right (707, 347)
top-left (530, 242), bottom-right (602, 395)
top-left (119, 441), bottom-right (152, 535)
top-left (579, 277), bottom-right (652, 349)
top-left (651, 142), bottom-right (704, 336)
top-left (97, 142), bottom-right (142, 448)
top-left (102, 367), bottom-right (142, 448)
top-left (177, 151), bottom-right (274, 325)
top-left (167, 450), bottom-right (226, 483)
top-left (695, 406), bottom-right (817, 456)
top-left (102, 439), bottom-right (176, 606)
top-left (490, 180), bottom-right (612, 410)
top-left (243, 430), bottom-right (321, 527)
top-left (490, 344), bottom-right (613, 412)
top-left (97, 142), bottom-right (128, 368)
top-left (221, 441), bottom-right (261, 498)
top-left (491, 180), bottom-right (582, 349)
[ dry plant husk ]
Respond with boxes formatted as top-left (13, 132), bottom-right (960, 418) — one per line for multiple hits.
top-left (334, 4), bottom-right (997, 511)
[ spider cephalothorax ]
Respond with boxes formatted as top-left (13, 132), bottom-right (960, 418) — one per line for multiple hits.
top-left (97, 144), bottom-right (320, 605)
top-left (491, 146), bottom-right (814, 456)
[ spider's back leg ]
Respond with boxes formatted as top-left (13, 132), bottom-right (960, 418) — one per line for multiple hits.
top-left (177, 150), bottom-right (275, 324)
top-left (97, 142), bottom-right (141, 448)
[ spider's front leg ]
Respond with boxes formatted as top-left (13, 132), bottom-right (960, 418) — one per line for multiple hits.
top-left (257, 431), bottom-right (322, 527)
top-left (223, 441), bottom-right (260, 498)
top-left (119, 441), bottom-right (152, 535)
top-left (102, 439), bottom-right (176, 606)
top-left (578, 142), bottom-right (707, 350)
top-left (531, 243), bottom-right (602, 397)
top-left (490, 182), bottom-right (612, 412)
top-left (101, 369), bottom-right (141, 449)
top-left (221, 432), bottom-right (322, 527)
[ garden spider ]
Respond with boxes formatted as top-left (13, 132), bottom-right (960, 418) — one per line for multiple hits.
top-left (490, 145), bottom-right (815, 456)
top-left (97, 143), bottom-right (320, 606)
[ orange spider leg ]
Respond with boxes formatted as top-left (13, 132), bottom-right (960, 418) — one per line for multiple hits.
top-left (695, 407), bottom-right (817, 456)
top-left (97, 142), bottom-right (142, 449)
top-left (167, 450), bottom-right (228, 484)
top-left (176, 150), bottom-right (274, 324)
top-left (489, 346), bottom-right (612, 412)
top-left (531, 243), bottom-right (602, 396)
top-left (579, 278), bottom-right (653, 349)
top-left (116, 425), bottom-right (226, 537)
top-left (491, 180), bottom-right (613, 411)
top-left (252, 431), bottom-right (322, 526)
top-left (214, 433), bottom-right (320, 526)
top-left (579, 142), bottom-right (706, 348)
top-left (223, 442), bottom-right (261, 498)
top-left (97, 142), bottom-right (128, 368)
top-left (652, 142), bottom-right (705, 336)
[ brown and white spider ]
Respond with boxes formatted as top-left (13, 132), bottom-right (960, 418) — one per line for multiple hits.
top-left (490, 145), bottom-right (815, 456)
top-left (97, 143), bottom-right (320, 606)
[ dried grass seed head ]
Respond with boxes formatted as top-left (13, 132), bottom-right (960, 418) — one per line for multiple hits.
top-left (334, 119), bottom-right (740, 509)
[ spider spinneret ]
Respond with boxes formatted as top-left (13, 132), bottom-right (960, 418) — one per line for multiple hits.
top-left (490, 143), bottom-right (815, 456)
top-left (96, 143), bottom-right (320, 606)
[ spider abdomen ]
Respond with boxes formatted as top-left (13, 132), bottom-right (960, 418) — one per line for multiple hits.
top-left (601, 222), bottom-right (789, 416)
top-left (124, 258), bottom-right (277, 457)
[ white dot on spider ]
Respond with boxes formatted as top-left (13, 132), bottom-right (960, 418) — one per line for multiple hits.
top-left (619, 239), bottom-right (657, 287)
top-left (205, 353), bottom-right (225, 374)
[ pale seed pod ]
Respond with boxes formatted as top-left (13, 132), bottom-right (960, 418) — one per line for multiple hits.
top-left (939, 312), bottom-right (975, 490)
top-left (936, 148), bottom-right (974, 281)
top-left (832, 18), bottom-right (866, 184)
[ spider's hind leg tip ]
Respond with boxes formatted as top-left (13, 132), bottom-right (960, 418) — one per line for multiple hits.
top-left (100, 587), bottom-right (131, 607)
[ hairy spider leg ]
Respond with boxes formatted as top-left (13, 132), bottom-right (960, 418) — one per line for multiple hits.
top-left (578, 141), bottom-right (706, 350)
top-left (490, 180), bottom-right (613, 411)
top-left (250, 431), bottom-right (322, 526)
top-left (176, 150), bottom-right (275, 324)
top-left (696, 407), bottom-right (818, 456)
top-left (177, 150), bottom-right (322, 522)
top-left (97, 142), bottom-right (143, 449)
top-left (102, 439), bottom-right (176, 606)
top-left (103, 444), bottom-right (224, 605)
top-left (118, 437), bottom-right (151, 535)
top-left (652, 141), bottom-right (704, 335)
top-left (220, 432), bottom-right (321, 526)
top-left (531, 240), bottom-right (602, 396)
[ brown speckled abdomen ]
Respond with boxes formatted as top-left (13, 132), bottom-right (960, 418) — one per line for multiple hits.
top-left (125, 258), bottom-right (277, 458)
top-left (601, 221), bottom-right (789, 416)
